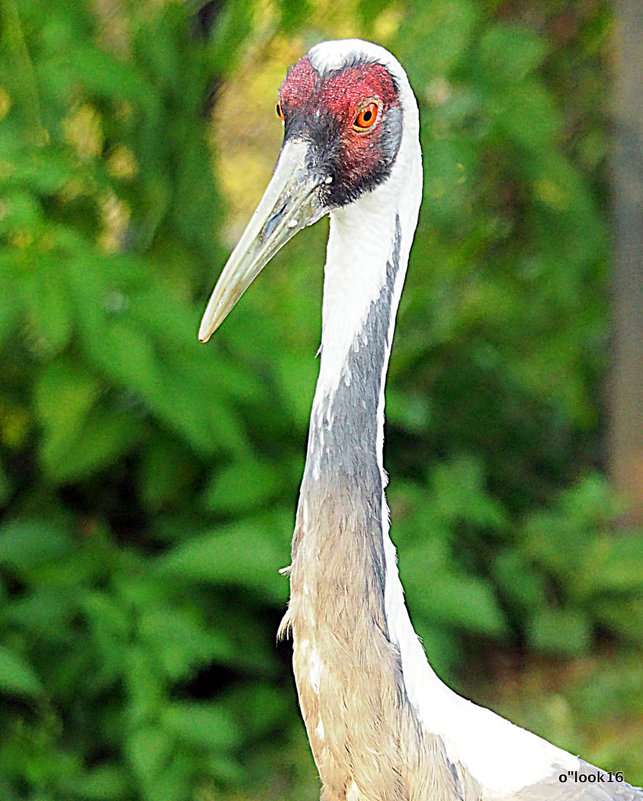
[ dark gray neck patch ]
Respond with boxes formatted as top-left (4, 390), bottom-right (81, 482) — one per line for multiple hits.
top-left (305, 213), bottom-right (401, 492)
top-left (294, 215), bottom-right (402, 618)
top-left (293, 214), bottom-right (403, 627)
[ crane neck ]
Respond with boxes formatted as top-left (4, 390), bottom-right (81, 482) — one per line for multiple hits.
top-left (293, 191), bottom-right (412, 654)
top-left (307, 208), bottom-right (403, 489)
top-left (298, 146), bottom-right (422, 538)
top-left (286, 169), bottom-right (445, 797)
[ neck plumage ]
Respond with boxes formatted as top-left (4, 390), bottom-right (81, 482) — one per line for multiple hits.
top-left (308, 210), bottom-right (401, 489)
top-left (297, 204), bottom-right (403, 642)
top-left (298, 194), bottom-right (404, 610)
top-left (283, 185), bottom-right (445, 800)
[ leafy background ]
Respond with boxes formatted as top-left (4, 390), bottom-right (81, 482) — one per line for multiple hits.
top-left (0, 0), bottom-right (641, 799)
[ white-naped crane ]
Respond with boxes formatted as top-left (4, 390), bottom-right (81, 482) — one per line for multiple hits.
top-left (199, 39), bottom-right (642, 801)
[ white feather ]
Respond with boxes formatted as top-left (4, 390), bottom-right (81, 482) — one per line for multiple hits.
top-left (316, 717), bottom-right (325, 741)
top-left (346, 780), bottom-right (361, 801)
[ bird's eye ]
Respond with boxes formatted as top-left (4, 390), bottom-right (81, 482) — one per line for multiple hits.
top-left (353, 101), bottom-right (379, 131)
top-left (276, 102), bottom-right (285, 121)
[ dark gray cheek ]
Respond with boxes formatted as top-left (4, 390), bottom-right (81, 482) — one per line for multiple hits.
top-left (283, 111), bottom-right (342, 179)
top-left (282, 107), bottom-right (403, 208)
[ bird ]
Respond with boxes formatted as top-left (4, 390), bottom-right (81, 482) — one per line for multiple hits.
top-left (199, 39), bottom-right (642, 801)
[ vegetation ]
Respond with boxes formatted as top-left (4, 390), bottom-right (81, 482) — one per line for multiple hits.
top-left (0, 1), bottom-right (640, 799)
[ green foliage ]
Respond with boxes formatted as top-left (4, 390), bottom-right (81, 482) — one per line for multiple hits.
top-left (0, 1), bottom-right (639, 799)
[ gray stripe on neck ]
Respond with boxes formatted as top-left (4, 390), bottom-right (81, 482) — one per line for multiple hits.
top-left (294, 216), bottom-right (401, 628)
top-left (305, 213), bottom-right (402, 485)
top-left (296, 214), bottom-right (402, 608)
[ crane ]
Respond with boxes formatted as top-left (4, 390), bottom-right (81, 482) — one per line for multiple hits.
top-left (199, 39), bottom-right (642, 801)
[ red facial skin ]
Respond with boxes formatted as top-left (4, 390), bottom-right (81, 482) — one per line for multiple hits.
top-left (278, 57), bottom-right (402, 205)
top-left (281, 57), bottom-right (398, 114)
top-left (280, 56), bottom-right (398, 134)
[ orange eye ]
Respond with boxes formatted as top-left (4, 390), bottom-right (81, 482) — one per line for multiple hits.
top-left (353, 101), bottom-right (379, 131)
top-left (276, 102), bottom-right (285, 121)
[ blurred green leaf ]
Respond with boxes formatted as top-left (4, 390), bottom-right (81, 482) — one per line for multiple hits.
top-left (578, 533), bottom-right (643, 596)
top-left (225, 683), bottom-right (290, 739)
top-left (430, 454), bottom-right (508, 531)
top-left (155, 513), bottom-right (290, 603)
top-left (387, 388), bottom-right (431, 434)
top-left (126, 725), bottom-right (172, 784)
top-left (204, 455), bottom-right (284, 513)
top-left (124, 647), bottom-right (165, 727)
top-left (280, 0), bottom-right (311, 31)
top-left (528, 607), bottom-right (592, 656)
top-left (162, 702), bottom-right (242, 750)
top-left (138, 607), bottom-right (234, 680)
top-left (139, 435), bottom-right (196, 511)
top-left (399, 0), bottom-right (480, 79)
top-left (413, 574), bottom-right (507, 637)
top-left (0, 645), bottom-right (42, 697)
top-left (479, 25), bottom-right (546, 84)
top-left (41, 405), bottom-right (144, 482)
top-left (592, 598), bottom-right (643, 645)
top-left (67, 765), bottom-right (129, 801)
top-left (493, 550), bottom-right (547, 609)
top-left (32, 261), bottom-right (74, 353)
top-left (7, 587), bottom-right (77, 640)
top-left (68, 44), bottom-right (155, 106)
top-left (0, 519), bottom-right (75, 574)
top-left (34, 357), bottom-right (101, 468)
top-left (490, 81), bottom-right (558, 149)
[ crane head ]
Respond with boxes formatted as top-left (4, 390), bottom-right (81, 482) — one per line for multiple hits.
top-left (199, 39), bottom-right (412, 342)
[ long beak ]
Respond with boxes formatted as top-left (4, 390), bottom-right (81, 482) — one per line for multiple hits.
top-left (199, 140), bottom-right (327, 342)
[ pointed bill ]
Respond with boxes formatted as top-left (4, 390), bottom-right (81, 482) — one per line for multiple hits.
top-left (199, 140), bottom-right (328, 342)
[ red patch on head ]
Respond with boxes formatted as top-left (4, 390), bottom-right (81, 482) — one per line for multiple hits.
top-left (280, 56), bottom-right (318, 106)
top-left (319, 64), bottom-right (398, 115)
top-left (280, 57), bottom-right (399, 123)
